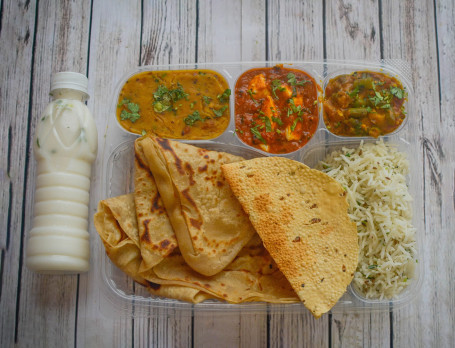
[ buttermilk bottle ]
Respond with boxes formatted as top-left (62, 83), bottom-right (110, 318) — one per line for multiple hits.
top-left (26, 72), bottom-right (97, 273)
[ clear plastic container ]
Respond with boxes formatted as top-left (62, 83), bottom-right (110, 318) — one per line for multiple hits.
top-left (95, 60), bottom-right (423, 317)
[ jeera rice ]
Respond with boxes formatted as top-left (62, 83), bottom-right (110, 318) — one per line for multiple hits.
top-left (317, 140), bottom-right (417, 299)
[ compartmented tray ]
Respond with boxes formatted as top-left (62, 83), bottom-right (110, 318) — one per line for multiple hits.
top-left (96, 60), bottom-right (423, 316)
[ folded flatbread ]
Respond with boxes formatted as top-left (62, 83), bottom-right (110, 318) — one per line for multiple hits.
top-left (222, 157), bottom-right (359, 318)
top-left (94, 194), bottom-right (145, 284)
top-left (94, 194), bottom-right (299, 304)
top-left (136, 136), bottom-right (256, 276)
top-left (94, 194), bottom-right (215, 303)
top-left (134, 142), bottom-right (177, 272)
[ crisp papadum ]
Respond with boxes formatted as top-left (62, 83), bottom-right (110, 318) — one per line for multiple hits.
top-left (222, 157), bottom-right (359, 318)
top-left (137, 135), bottom-right (256, 276)
top-left (94, 193), bottom-right (299, 304)
top-left (134, 142), bottom-right (177, 272)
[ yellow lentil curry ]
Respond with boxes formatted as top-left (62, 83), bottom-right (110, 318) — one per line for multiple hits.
top-left (323, 71), bottom-right (407, 137)
top-left (117, 70), bottom-right (231, 139)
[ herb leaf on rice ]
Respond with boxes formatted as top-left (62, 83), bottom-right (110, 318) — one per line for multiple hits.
top-left (317, 140), bottom-right (417, 300)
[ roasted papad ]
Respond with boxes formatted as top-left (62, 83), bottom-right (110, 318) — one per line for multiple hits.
top-left (134, 142), bottom-right (177, 272)
top-left (94, 194), bottom-right (299, 304)
top-left (136, 135), bottom-right (256, 276)
top-left (222, 157), bottom-right (359, 318)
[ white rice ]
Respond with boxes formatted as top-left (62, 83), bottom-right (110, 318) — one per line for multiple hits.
top-left (317, 140), bottom-right (417, 299)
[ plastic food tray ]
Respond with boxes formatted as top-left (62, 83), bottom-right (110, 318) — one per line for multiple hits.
top-left (96, 60), bottom-right (423, 317)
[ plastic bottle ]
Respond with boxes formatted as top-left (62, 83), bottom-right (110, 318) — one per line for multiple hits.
top-left (26, 72), bottom-right (98, 274)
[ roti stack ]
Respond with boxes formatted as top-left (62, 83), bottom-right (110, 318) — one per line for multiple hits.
top-left (134, 141), bottom-right (177, 272)
top-left (136, 136), bottom-right (256, 276)
top-left (94, 192), bottom-right (299, 304)
top-left (94, 136), bottom-right (359, 317)
top-left (222, 157), bottom-right (359, 318)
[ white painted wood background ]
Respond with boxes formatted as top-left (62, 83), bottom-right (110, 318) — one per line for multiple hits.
top-left (1, 0), bottom-right (454, 347)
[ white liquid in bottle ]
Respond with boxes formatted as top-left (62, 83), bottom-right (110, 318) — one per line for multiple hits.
top-left (26, 72), bottom-right (97, 274)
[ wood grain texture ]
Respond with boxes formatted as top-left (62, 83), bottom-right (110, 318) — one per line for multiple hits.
top-left (382, 0), bottom-right (454, 347)
top-left (0, 0), bottom-right (36, 346)
top-left (325, 0), bottom-right (380, 60)
top-left (14, 1), bottom-right (91, 347)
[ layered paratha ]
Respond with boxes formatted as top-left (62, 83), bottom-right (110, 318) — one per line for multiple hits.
top-left (222, 157), bottom-right (359, 317)
top-left (94, 193), bottom-right (299, 304)
top-left (134, 141), bottom-right (177, 272)
top-left (137, 136), bottom-right (256, 276)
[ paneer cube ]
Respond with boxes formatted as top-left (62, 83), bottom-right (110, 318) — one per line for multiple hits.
top-left (248, 74), bottom-right (269, 99)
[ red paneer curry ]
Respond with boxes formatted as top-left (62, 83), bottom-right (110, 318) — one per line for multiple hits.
top-left (234, 66), bottom-right (319, 154)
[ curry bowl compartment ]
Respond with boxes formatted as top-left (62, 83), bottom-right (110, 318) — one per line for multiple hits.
top-left (111, 66), bottom-right (234, 142)
top-left (230, 63), bottom-right (323, 157)
top-left (321, 66), bottom-right (412, 139)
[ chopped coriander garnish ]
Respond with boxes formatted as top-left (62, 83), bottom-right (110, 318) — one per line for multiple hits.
top-left (250, 126), bottom-right (266, 144)
top-left (290, 117), bottom-right (302, 131)
top-left (217, 89), bottom-right (231, 103)
top-left (390, 86), bottom-right (405, 99)
top-left (287, 73), bottom-right (308, 87)
top-left (141, 130), bottom-right (147, 136)
top-left (202, 95), bottom-right (212, 104)
top-left (247, 89), bottom-right (257, 103)
top-left (212, 105), bottom-right (228, 118)
top-left (259, 116), bottom-right (272, 132)
top-left (271, 79), bottom-right (285, 99)
top-left (348, 86), bottom-right (360, 98)
top-left (119, 100), bottom-right (141, 122)
top-left (184, 111), bottom-right (204, 126)
top-left (289, 98), bottom-right (303, 116)
top-left (271, 116), bottom-right (283, 126)
top-left (153, 84), bottom-right (189, 113)
top-left (118, 98), bottom-right (130, 107)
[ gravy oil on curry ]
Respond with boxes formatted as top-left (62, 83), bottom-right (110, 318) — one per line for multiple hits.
top-left (323, 71), bottom-right (407, 137)
top-left (234, 66), bottom-right (319, 154)
top-left (117, 69), bottom-right (231, 140)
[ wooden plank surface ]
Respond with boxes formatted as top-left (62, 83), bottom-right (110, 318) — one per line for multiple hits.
top-left (0, 0), bottom-right (37, 346)
top-left (1, 0), bottom-right (454, 347)
top-left (16, 2), bottom-right (92, 347)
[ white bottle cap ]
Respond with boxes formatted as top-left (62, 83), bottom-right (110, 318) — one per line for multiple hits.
top-left (51, 71), bottom-right (89, 96)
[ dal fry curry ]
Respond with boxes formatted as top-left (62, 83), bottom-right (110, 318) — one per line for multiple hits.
top-left (117, 70), bottom-right (231, 139)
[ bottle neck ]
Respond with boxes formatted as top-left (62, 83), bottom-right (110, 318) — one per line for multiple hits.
top-left (51, 88), bottom-right (88, 102)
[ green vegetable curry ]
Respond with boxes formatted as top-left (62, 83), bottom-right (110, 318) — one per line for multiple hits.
top-left (323, 71), bottom-right (407, 137)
